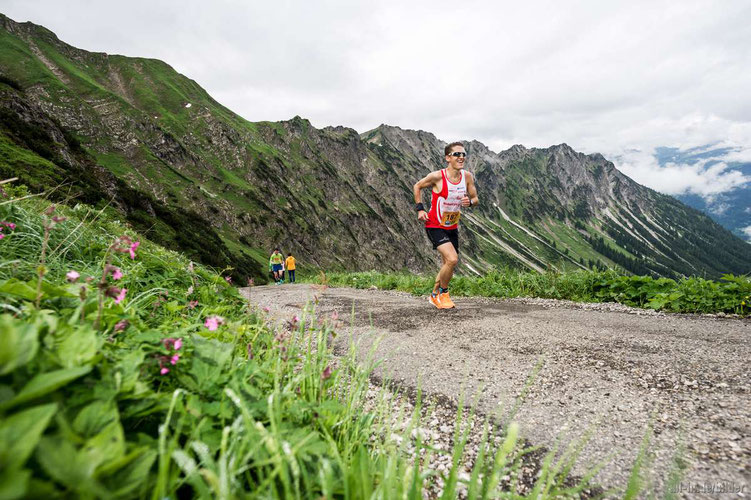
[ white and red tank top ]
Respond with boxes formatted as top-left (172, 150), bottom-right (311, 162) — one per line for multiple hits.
top-left (425, 169), bottom-right (467, 230)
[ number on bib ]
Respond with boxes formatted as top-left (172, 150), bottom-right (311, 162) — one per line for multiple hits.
top-left (441, 211), bottom-right (460, 226)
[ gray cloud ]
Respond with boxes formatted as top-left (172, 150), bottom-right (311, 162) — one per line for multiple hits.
top-left (4, 0), bottom-right (751, 199)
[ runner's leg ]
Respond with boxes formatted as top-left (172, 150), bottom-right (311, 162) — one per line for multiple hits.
top-left (436, 242), bottom-right (459, 289)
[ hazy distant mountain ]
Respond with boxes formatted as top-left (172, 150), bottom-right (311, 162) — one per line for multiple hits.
top-left (1, 13), bottom-right (749, 280)
top-left (655, 146), bottom-right (751, 243)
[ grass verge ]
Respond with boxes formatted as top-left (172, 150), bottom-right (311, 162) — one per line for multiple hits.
top-left (306, 269), bottom-right (751, 316)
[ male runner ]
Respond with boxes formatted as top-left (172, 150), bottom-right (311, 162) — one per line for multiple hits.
top-left (269, 248), bottom-right (285, 284)
top-left (413, 142), bottom-right (478, 308)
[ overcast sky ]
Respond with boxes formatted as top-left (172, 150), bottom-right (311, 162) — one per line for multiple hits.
top-left (4, 0), bottom-right (751, 199)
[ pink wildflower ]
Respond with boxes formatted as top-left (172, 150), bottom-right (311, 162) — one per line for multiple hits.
top-left (0, 234), bottom-right (4, 240)
top-left (225, 276), bottom-right (232, 283)
top-left (0, 222), bottom-right (15, 230)
top-left (163, 337), bottom-right (183, 351)
top-left (331, 310), bottom-right (339, 321)
top-left (321, 365), bottom-right (332, 380)
top-left (51, 216), bottom-right (66, 223)
top-left (66, 270), bottom-right (80, 282)
top-left (170, 354), bottom-right (180, 365)
top-left (114, 319), bottom-right (129, 332)
top-left (263, 306), bottom-right (270, 313)
top-left (44, 204), bottom-right (56, 216)
top-left (162, 337), bottom-right (183, 351)
top-left (247, 277), bottom-right (254, 287)
top-left (204, 315), bottom-right (224, 331)
top-left (187, 300), bottom-right (198, 309)
top-left (160, 367), bottom-right (170, 375)
top-left (6, 223), bottom-right (14, 230)
top-left (111, 267), bottom-right (123, 280)
top-left (111, 235), bottom-right (133, 254)
top-left (129, 241), bottom-right (140, 260)
top-left (105, 286), bottom-right (121, 299)
top-left (114, 288), bottom-right (127, 304)
top-left (286, 315), bottom-right (300, 330)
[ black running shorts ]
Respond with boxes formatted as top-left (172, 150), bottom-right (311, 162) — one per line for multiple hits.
top-left (425, 227), bottom-right (459, 251)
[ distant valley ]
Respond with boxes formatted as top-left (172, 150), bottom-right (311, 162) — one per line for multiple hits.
top-left (654, 146), bottom-right (751, 243)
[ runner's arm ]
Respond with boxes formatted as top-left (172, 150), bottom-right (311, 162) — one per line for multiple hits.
top-left (413, 171), bottom-right (441, 221)
top-left (463, 171), bottom-right (479, 207)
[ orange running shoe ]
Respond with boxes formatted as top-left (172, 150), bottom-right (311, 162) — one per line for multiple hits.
top-left (438, 291), bottom-right (455, 309)
top-left (428, 293), bottom-right (442, 308)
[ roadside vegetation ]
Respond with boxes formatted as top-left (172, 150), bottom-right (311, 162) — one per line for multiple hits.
top-left (0, 184), bottom-right (644, 498)
top-left (310, 269), bottom-right (751, 316)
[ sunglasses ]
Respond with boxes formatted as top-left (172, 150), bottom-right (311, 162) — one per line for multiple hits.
top-left (449, 152), bottom-right (467, 158)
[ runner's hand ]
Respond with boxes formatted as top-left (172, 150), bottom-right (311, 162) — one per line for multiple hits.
top-left (461, 196), bottom-right (470, 207)
top-left (417, 210), bottom-right (428, 221)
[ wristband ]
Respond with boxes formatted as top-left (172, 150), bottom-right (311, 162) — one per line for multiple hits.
top-left (468, 199), bottom-right (473, 207)
top-left (415, 202), bottom-right (425, 212)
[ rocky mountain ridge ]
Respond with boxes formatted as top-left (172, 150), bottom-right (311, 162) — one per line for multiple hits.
top-left (1, 13), bottom-right (749, 280)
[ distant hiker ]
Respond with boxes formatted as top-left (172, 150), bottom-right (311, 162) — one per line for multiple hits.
top-left (413, 141), bottom-right (478, 308)
top-left (285, 253), bottom-right (296, 283)
top-left (269, 248), bottom-right (285, 284)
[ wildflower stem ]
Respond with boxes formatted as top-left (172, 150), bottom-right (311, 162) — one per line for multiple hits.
top-left (94, 251), bottom-right (112, 330)
top-left (34, 224), bottom-right (51, 308)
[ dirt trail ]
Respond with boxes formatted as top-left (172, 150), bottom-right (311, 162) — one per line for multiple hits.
top-left (246, 285), bottom-right (750, 498)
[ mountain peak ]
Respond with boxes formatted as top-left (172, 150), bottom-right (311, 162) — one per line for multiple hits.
top-left (551, 143), bottom-right (575, 152)
top-left (1, 14), bottom-right (63, 47)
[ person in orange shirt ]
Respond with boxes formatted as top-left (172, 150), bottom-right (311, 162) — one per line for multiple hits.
top-left (285, 253), bottom-right (296, 283)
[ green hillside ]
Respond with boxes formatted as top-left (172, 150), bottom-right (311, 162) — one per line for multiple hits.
top-left (1, 13), bottom-right (749, 279)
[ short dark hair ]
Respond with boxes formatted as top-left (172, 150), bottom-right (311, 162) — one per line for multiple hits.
top-left (287, 253), bottom-right (292, 256)
top-left (445, 142), bottom-right (464, 156)
top-left (274, 248), bottom-right (280, 252)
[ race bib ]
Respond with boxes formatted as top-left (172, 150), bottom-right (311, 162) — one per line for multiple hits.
top-left (441, 211), bottom-right (460, 226)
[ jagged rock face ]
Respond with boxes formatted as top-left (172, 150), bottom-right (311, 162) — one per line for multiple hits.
top-left (1, 13), bottom-right (749, 279)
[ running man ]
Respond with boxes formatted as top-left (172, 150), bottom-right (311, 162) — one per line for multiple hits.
top-left (413, 142), bottom-right (478, 308)
top-left (285, 253), bottom-right (296, 283)
top-left (269, 248), bottom-right (285, 285)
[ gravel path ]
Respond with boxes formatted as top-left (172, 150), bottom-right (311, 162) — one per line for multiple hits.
top-left (245, 284), bottom-right (750, 498)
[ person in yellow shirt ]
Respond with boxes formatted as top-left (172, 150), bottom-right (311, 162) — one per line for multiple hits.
top-left (285, 253), bottom-right (296, 283)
